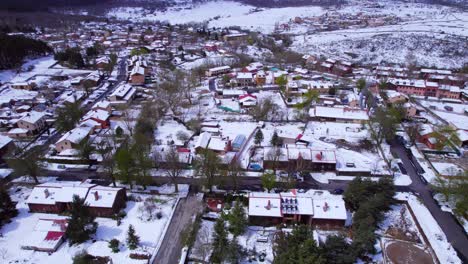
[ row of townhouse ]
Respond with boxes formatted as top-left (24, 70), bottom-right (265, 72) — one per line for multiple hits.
top-left (387, 78), bottom-right (461, 99)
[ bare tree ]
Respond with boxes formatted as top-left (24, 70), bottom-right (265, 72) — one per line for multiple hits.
top-left (121, 105), bottom-right (135, 138)
top-left (266, 147), bottom-right (283, 174)
top-left (163, 147), bottom-right (183, 193)
top-left (226, 161), bottom-right (244, 192)
top-left (194, 150), bottom-right (221, 193)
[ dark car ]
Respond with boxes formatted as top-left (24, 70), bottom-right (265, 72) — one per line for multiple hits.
top-left (333, 188), bottom-right (344, 195)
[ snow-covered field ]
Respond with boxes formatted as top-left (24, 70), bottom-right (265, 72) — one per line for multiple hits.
top-left (107, 0), bottom-right (467, 68)
top-left (108, 1), bottom-right (323, 33)
top-left (0, 186), bottom-right (177, 264)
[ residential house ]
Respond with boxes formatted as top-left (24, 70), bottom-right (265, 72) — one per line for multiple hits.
top-left (84, 186), bottom-right (127, 217)
top-left (309, 106), bottom-right (369, 123)
top-left (21, 217), bottom-right (69, 252)
top-left (417, 124), bottom-right (438, 149)
top-left (129, 62), bottom-right (146, 85)
top-left (239, 94), bottom-right (257, 107)
top-left (109, 84), bottom-right (136, 103)
top-left (255, 71), bottom-right (266, 86)
top-left (223, 33), bottom-right (248, 43)
top-left (234, 72), bottom-right (254, 87)
top-left (92, 100), bottom-right (112, 113)
top-left (0, 135), bottom-right (14, 162)
top-left (80, 109), bottom-right (110, 129)
top-left (27, 183), bottom-right (126, 217)
top-left (55, 126), bottom-right (93, 153)
top-left (248, 190), bottom-right (347, 228)
top-left (11, 81), bottom-right (36, 90)
top-left (205, 66), bottom-right (231, 77)
top-left (96, 56), bottom-right (110, 70)
top-left (17, 111), bottom-right (47, 134)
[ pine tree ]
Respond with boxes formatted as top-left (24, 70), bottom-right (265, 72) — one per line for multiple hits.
top-left (254, 129), bottom-right (264, 145)
top-left (127, 224), bottom-right (140, 250)
top-left (66, 195), bottom-right (97, 245)
top-left (108, 239), bottom-right (120, 253)
top-left (211, 218), bottom-right (228, 263)
top-left (270, 130), bottom-right (282, 147)
top-left (0, 187), bottom-right (18, 227)
top-left (228, 200), bottom-right (247, 237)
top-left (226, 237), bottom-right (243, 263)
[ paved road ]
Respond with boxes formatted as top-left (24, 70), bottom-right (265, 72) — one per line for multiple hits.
top-left (153, 191), bottom-right (203, 264)
top-left (391, 141), bottom-right (468, 262)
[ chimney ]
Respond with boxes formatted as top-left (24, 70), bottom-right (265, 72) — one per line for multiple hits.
top-left (265, 200), bottom-right (271, 210)
top-left (44, 189), bottom-right (50, 198)
top-left (94, 191), bottom-right (99, 201)
top-left (323, 202), bottom-right (329, 212)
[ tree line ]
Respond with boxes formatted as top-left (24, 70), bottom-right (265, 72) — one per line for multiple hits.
top-left (0, 33), bottom-right (51, 70)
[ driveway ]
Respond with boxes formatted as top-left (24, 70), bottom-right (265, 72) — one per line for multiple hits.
top-left (153, 191), bottom-right (203, 264)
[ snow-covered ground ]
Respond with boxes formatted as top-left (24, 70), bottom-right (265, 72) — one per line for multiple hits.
top-left (0, 186), bottom-right (178, 264)
top-left (410, 146), bottom-right (438, 183)
top-left (395, 192), bottom-right (461, 264)
top-left (108, 1), bottom-right (323, 33)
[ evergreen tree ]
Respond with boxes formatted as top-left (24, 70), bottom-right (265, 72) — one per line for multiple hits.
top-left (108, 238), bottom-right (120, 253)
top-left (322, 235), bottom-right (355, 264)
top-left (273, 225), bottom-right (325, 264)
top-left (211, 218), bottom-right (228, 263)
top-left (66, 195), bottom-right (97, 245)
top-left (0, 186), bottom-right (18, 227)
top-left (356, 78), bottom-right (366, 92)
top-left (127, 224), bottom-right (140, 250)
top-left (270, 130), bottom-right (282, 147)
top-left (0, 34), bottom-right (51, 70)
top-left (55, 101), bottom-right (83, 132)
top-left (254, 129), bottom-right (264, 145)
top-left (226, 237), bottom-right (244, 263)
top-left (227, 200), bottom-right (247, 237)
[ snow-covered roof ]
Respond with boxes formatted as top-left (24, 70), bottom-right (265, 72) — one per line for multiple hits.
top-left (311, 150), bottom-right (336, 163)
top-left (249, 190), bottom-right (347, 220)
top-left (0, 134), bottom-right (13, 149)
top-left (84, 186), bottom-right (124, 208)
top-left (81, 109), bottom-right (110, 122)
top-left (18, 111), bottom-right (46, 124)
top-left (55, 183), bottom-right (96, 203)
top-left (237, 72), bottom-right (253, 79)
top-left (27, 184), bottom-right (61, 205)
top-left (421, 68), bottom-right (451, 75)
top-left (110, 84), bottom-right (136, 100)
top-left (312, 198), bottom-right (347, 220)
top-left (21, 217), bottom-right (68, 252)
top-left (309, 106), bottom-right (369, 121)
top-left (248, 192), bottom-right (282, 217)
top-left (92, 100), bottom-right (111, 110)
top-left (56, 126), bottom-right (93, 145)
top-left (130, 61), bottom-right (145, 76)
top-left (195, 132), bottom-right (211, 149)
top-left (388, 78), bottom-right (426, 88)
top-left (207, 137), bottom-right (226, 152)
top-left (208, 66), bottom-right (231, 72)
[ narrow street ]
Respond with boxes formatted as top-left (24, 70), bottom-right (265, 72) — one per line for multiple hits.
top-left (391, 142), bottom-right (468, 262)
top-left (153, 191), bottom-right (203, 264)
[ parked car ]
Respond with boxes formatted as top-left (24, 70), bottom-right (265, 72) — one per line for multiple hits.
top-left (333, 188), bottom-right (344, 195)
